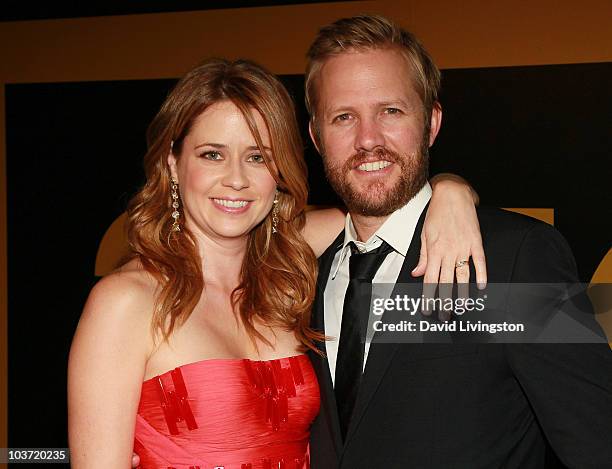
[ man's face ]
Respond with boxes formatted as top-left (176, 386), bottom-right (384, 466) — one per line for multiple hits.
top-left (311, 47), bottom-right (441, 217)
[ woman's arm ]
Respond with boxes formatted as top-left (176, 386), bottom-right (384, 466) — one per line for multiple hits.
top-left (68, 272), bottom-right (152, 469)
top-left (301, 174), bottom-right (486, 287)
top-left (302, 208), bottom-right (346, 257)
top-left (412, 173), bottom-right (487, 288)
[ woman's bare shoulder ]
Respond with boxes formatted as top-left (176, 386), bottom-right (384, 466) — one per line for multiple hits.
top-left (70, 258), bottom-right (157, 386)
top-left (84, 257), bottom-right (158, 326)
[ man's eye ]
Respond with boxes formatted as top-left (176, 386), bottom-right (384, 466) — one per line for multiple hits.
top-left (384, 107), bottom-right (402, 115)
top-left (201, 151), bottom-right (223, 160)
top-left (333, 113), bottom-right (352, 123)
top-left (248, 154), bottom-right (265, 163)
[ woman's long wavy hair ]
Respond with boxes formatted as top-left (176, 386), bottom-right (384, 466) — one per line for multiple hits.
top-left (125, 58), bottom-right (323, 353)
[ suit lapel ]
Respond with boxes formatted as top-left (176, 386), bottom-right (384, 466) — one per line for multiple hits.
top-left (310, 231), bottom-right (345, 457)
top-left (312, 230), bottom-right (344, 338)
top-left (343, 205), bottom-right (428, 446)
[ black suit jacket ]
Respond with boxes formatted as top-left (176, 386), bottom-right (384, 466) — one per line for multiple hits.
top-left (309, 207), bottom-right (612, 468)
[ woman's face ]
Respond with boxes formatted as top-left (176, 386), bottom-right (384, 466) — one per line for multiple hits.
top-left (168, 100), bottom-right (277, 244)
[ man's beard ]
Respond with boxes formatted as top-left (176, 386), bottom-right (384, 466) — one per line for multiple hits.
top-left (322, 139), bottom-right (429, 217)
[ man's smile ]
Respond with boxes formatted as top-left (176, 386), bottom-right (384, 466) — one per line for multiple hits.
top-left (355, 160), bottom-right (393, 172)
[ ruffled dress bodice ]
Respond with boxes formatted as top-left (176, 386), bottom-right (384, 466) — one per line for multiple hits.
top-left (134, 354), bottom-right (319, 469)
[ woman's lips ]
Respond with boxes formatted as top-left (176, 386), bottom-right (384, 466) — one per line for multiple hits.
top-left (211, 197), bottom-right (252, 214)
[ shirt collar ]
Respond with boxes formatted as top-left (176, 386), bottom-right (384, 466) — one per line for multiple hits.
top-left (331, 182), bottom-right (432, 279)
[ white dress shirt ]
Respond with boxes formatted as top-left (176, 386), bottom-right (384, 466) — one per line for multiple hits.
top-left (324, 183), bottom-right (432, 385)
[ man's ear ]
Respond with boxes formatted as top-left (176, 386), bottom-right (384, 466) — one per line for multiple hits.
top-left (167, 148), bottom-right (179, 182)
top-left (428, 102), bottom-right (443, 147)
top-left (308, 120), bottom-right (322, 156)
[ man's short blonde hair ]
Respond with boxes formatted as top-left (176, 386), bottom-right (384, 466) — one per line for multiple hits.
top-left (305, 15), bottom-right (441, 127)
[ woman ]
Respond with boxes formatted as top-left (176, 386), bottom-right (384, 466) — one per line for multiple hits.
top-left (68, 58), bottom-right (485, 468)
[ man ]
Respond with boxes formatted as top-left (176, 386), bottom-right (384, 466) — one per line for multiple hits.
top-left (305, 15), bottom-right (612, 468)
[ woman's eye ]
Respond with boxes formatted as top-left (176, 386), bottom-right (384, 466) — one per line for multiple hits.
top-left (248, 154), bottom-right (266, 163)
top-left (201, 151), bottom-right (223, 160)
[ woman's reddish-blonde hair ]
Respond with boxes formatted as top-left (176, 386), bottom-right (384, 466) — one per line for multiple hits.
top-left (125, 58), bottom-right (322, 353)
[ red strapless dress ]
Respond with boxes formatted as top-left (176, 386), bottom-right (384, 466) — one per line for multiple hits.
top-left (134, 354), bottom-right (320, 469)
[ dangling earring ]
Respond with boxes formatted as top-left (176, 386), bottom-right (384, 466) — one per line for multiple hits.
top-left (170, 178), bottom-right (181, 232)
top-left (272, 191), bottom-right (279, 234)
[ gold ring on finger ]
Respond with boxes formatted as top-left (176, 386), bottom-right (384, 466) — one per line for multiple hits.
top-left (455, 259), bottom-right (469, 269)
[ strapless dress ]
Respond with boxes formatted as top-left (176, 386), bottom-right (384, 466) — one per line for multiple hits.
top-left (134, 354), bottom-right (320, 469)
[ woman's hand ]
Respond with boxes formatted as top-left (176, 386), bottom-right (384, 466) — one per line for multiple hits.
top-left (412, 174), bottom-right (487, 289)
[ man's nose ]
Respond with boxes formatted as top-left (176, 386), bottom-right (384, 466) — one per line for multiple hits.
top-left (221, 159), bottom-right (249, 190)
top-left (355, 117), bottom-right (385, 152)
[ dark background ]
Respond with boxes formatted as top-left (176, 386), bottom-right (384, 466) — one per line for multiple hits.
top-left (0, 0), bottom-right (357, 22)
top-left (6, 63), bottom-right (612, 463)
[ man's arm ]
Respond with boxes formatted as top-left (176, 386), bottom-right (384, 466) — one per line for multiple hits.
top-left (505, 223), bottom-right (612, 468)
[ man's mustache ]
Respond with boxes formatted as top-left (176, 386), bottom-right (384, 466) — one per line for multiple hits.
top-left (345, 147), bottom-right (402, 169)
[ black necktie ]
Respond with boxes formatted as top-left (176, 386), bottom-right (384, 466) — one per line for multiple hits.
top-left (335, 240), bottom-right (393, 440)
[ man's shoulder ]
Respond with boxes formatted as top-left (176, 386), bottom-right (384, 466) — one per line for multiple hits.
top-left (476, 207), bottom-right (562, 244)
top-left (476, 207), bottom-right (578, 282)
top-left (476, 206), bottom-right (549, 230)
